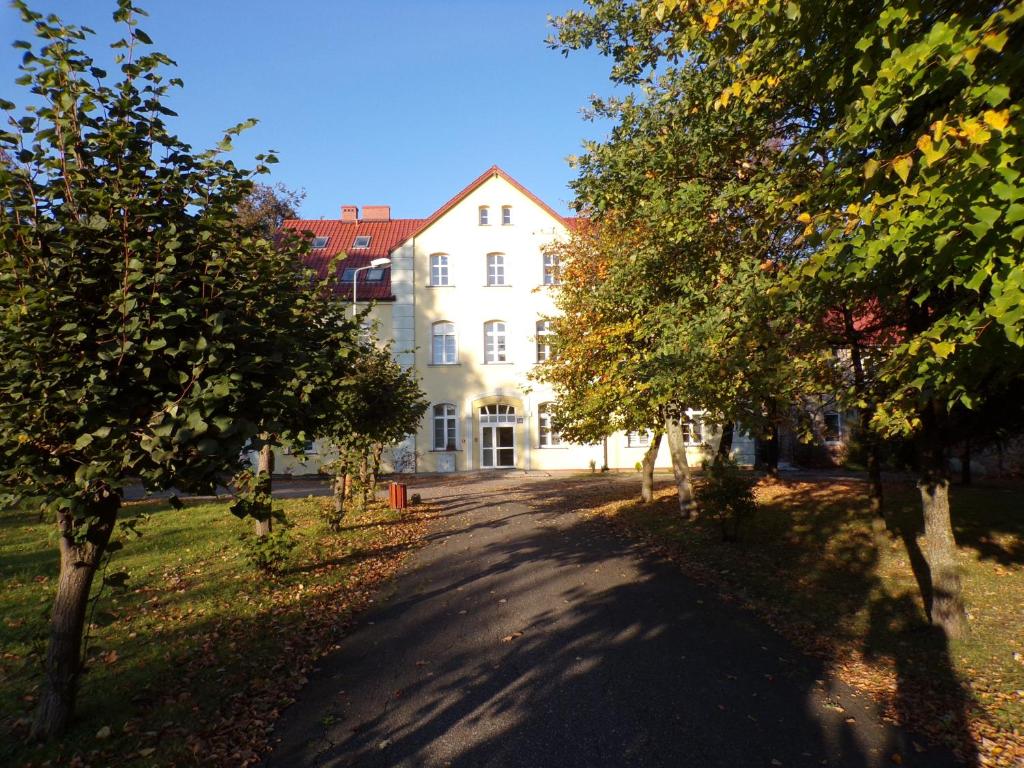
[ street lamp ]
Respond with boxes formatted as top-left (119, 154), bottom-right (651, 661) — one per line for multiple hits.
top-left (352, 257), bottom-right (391, 318)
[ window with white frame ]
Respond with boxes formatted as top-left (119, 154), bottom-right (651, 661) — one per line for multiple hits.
top-left (352, 235), bottom-right (371, 249)
top-left (430, 254), bottom-right (450, 286)
top-left (543, 252), bottom-right (560, 285)
top-left (484, 320), bottom-right (508, 363)
top-left (432, 403), bottom-right (458, 450)
top-left (501, 205), bottom-right (512, 225)
top-left (535, 319), bottom-right (552, 363)
top-left (486, 253), bottom-right (506, 286)
top-left (479, 206), bottom-right (490, 225)
top-left (682, 415), bottom-right (704, 445)
top-left (538, 402), bottom-right (562, 447)
top-left (431, 321), bottom-right (457, 365)
top-left (311, 236), bottom-right (330, 250)
top-left (627, 431), bottom-right (651, 448)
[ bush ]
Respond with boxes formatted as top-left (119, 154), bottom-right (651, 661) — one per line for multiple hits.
top-left (239, 519), bottom-right (296, 573)
top-left (698, 457), bottom-right (757, 542)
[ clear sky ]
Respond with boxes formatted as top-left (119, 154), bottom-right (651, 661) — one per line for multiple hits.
top-left (0, 1), bottom-right (617, 219)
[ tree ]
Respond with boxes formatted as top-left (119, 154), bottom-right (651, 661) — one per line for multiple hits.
top-left (235, 182), bottom-right (305, 239)
top-left (0, 1), bottom-right (349, 737)
top-left (317, 338), bottom-right (427, 528)
top-left (553, 0), bottom-right (1024, 638)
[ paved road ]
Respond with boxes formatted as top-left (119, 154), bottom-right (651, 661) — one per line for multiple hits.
top-left (265, 473), bottom-right (962, 768)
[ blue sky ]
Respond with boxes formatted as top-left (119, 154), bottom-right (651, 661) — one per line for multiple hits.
top-left (0, 1), bottom-right (617, 219)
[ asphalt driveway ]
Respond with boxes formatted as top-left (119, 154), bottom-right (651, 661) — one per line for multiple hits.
top-left (264, 472), bottom-right (961, 768)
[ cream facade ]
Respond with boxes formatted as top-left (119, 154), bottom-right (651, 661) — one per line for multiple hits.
top-left (273, 167), bottom-right (755, 476)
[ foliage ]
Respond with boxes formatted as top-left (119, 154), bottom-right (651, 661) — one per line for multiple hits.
top-left (697, 457), bottom-right (757, 541)
top-left (0, 0), bottom-right (365, 737)
top-left (239, 525), bottom-right (296, 574)
top-left (234, 182), bottom-right (305, 239)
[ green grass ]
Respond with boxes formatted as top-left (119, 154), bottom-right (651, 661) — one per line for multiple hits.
top-left (590, 476), bottom-right (1024, 764)
top-left (1, 494), bottom-right (424, 767)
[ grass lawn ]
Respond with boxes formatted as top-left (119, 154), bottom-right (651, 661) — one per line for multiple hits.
top-left (587, 474), bottom-right (1024, 767)
top-left (1, 493), bottom-right (428, 767)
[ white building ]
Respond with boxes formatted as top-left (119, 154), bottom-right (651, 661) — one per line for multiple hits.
top-left (278, 166), bottom-right (754, 475)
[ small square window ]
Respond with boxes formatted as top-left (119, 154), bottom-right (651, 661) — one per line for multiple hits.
top-left (502, 206), bottom-right (512, 225)
top-left (352, 235), bottom-right (371, 249)
top-left (311, 236), bottom-right (330, 249)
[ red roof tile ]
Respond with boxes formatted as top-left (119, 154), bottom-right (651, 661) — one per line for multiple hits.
top-left (281, 218), bottom-right (422, 300)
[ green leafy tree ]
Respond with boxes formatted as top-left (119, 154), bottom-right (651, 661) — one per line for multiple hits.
top-left (318, 338), bottom-right (427, 527)
top-left (553, 0), bottom-right (1024, 638)
top-left (0, 1), bottom-right (352, 737)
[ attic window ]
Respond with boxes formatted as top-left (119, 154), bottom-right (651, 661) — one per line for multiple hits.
top-left (311, 236), bottom-right (330, 249)
top-left (340, 268), bottom-right (358, 282)
top-left (352, 235), bottom-right (371, 249)
top-left (365, 268), bottom-right (386, 282)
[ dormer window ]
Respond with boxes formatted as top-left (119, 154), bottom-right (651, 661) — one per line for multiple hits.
top-left (502, 206), bottom-right (512, 225)
top-left (479, 206), bottom-right (490, 226)
top-left (352, 235), bottom-right (371, 249)
top-left (311, 236), bottom-right (330, 249)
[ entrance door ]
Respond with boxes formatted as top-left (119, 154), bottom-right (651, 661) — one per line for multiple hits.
top-left (480, 404), bottom-right (517, 469)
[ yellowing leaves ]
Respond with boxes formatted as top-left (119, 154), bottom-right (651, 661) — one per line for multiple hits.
top-left (982, 109), bottom-right (1010, 132)
top-left (797, 212), bottom-right (812, 224)
top-left (959, 119), bottom-right (992, 145)
top-left (892, 155), bottom-right (913, 183)
top-left (703, 13), bottom-right (720, 31)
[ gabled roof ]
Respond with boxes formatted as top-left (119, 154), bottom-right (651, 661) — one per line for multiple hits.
top-left (281, 218), bottom-right (423, 300)
top-left (406, 165), bottom-right (571, 241)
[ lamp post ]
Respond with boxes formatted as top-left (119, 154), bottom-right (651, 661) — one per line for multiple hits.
top-left (352, 257), bottom-right (391, 318)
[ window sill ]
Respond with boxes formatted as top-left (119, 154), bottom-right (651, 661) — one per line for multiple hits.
top-left (538, 445), bottom-right (567, 450)
top-left (483, 284), bottom-right (513, 288)
top-left (428, 362), bottom-right (461, 367)
top-left (483, 361), bottom-right (513, 366)
top-left (429, 449), bottom-right (462, 453)
top-left (426, 284), bottom-right (455, 288)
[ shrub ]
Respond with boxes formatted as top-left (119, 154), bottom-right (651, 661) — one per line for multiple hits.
top-left (698, 457), bottom-right (757, 542)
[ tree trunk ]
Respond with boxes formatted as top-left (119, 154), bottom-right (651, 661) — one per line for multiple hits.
top-left (764, 424), bottom-right (780, 478)
top-left (916, 407), bottom-right (969, 639)
top-left (640, 431), bottom-right (664, 503)
top-left (254, 440), bottom-right (274, 537)
top-left (864, 412), bottom-right (884, 518)
top-left (843, 307), bottom-right (884, 518)
top-left (331, 473), bottom-right (346, 526)
top-left (716, 421), bottom-right (734, 462)
top-left (665, 415), bottom-right (695, 518)
top-left (32, 496), bottom-right (120, 741)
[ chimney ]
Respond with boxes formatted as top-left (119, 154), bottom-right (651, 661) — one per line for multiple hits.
top-left (341, 205), bottom-right (358, 223)
top-left (361, 205), bottom-right (391, 222)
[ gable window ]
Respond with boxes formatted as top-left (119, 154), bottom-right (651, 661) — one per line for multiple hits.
top-left (432, 321), bottom-right (457, 365)
top-left (433, 403), bottom-right (458, 451)
top-left (824, 412), bottom-right (842, 442)
top-left (502, 205), bottom-right (512, 225)
top-left (627, 431), bottom-right (651, 448)
top-left (311, 236), bottom-right (330, 250)
top-left (538, 402), bottom-right (562, 447)
top-left (535, 319), bottom-right (552, 363)
top-left (543, 253), bottom-right (560, 285)
top-left (486, 253), bottom-right (506, 286)
top-left (352, 235), bottom-right (371, 249)
top-left (484, 320), bottom-right (507, 363)
top-left (430, 254), bottom-right (450, 286)
top-left (479, 206), bottom-right (490, 226)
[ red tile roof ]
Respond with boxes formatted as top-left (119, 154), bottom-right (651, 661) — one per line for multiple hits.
top-left (281, 167), bottom-right (573, 301)
top-left (281, 218), bottom-right (422, 300)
